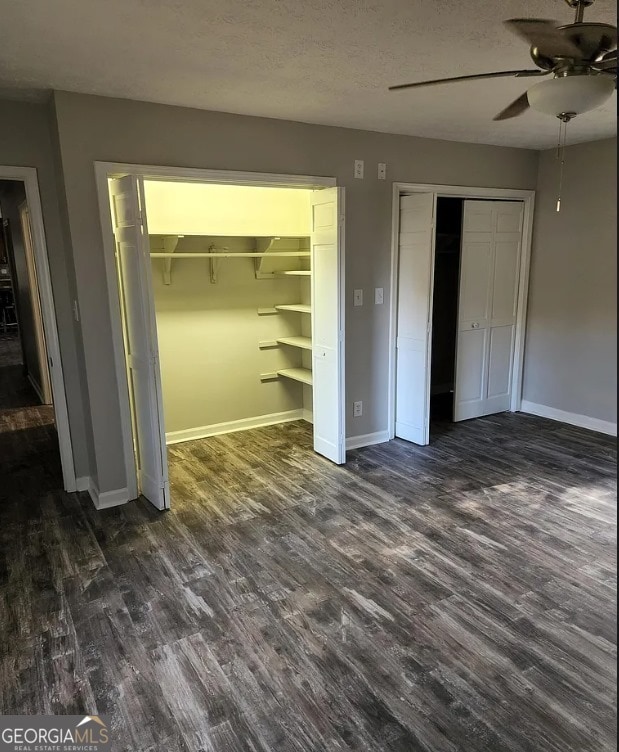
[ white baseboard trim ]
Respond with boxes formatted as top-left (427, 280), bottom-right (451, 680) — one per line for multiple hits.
top-left (520, 400), bottom-right (617, 436)
top-left (302, 408), bottom-right (313, 424)
top-left (166, 409), bottom-right (306, 445)
top-left (346, 430), bottom-right (391, 451)
top-left (87, 479), bottom-right (131, 510)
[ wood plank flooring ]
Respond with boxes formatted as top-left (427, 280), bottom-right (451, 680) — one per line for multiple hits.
top-left (0, 350), bottom-right (616, 751)
top-left (0, 332), bottom-right (61, 507)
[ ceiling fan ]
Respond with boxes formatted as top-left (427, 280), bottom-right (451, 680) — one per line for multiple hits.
top-left (389, 0), bottom-right (617, 122)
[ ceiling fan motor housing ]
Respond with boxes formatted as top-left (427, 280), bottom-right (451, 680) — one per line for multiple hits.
top-left (530, 22), bottom-right (617, 67)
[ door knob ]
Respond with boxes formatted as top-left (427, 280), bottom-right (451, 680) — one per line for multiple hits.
top-left (471, 322), bottom-right (480, 329)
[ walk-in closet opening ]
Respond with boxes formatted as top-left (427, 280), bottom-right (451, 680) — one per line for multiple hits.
top-left (429, 197), bottom-right (462, 426)
top-left (103, 169), bottom-right (345, 511)
top-left (145, 182), bottom-right (316, 447)
top-left (391, 184), bottom-right (533, 448)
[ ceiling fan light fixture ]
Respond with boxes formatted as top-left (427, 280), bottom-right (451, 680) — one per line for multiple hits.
top-left (527, 74), bottom-right (615, 116)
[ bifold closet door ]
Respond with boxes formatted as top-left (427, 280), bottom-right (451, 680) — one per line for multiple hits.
top-left (311, 187), bottom-right (345, 464)
top-left (454, 200), bottom-right (523, 422)
top-left (395, 192), bottom-right (436, 445)
top-left (110, 175), bottom-right (170, 510)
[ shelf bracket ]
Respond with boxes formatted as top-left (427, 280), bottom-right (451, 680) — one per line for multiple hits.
top-left (208, 243), bottom-right (228, 284)
top-left (162, 235), bottom-right (180, 285)
top-left (254, 237), bottom-right (278, 279)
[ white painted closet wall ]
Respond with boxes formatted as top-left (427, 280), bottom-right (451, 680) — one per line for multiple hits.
top-left (144, 182), bottom-right (314, 441)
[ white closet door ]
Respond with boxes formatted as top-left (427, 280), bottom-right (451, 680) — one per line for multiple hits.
top-left (395, 193), bottom-right (436, 445)
top-left (311, 187), bottom-right (345, 464)
top-left (454, 200), bottom-right (523, 422)
top-left (110, 175), bottom-right (170, 510)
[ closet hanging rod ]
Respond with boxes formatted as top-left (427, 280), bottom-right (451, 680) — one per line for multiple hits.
top-left (150, 252), bottom-right (311, 259)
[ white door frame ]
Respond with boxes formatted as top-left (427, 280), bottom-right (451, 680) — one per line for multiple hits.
top-left (94, 162), bottom-right (339, 502)
top-left (388, 182), bottom-right (535, 440)
top-left (0, 165), bottom-right (77, 491)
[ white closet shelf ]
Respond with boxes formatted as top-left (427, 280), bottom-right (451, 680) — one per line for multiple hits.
top-left (150, 252), bottom-right (311, 259)
top-left (275, 304), bottom-right (311, 314)
top-left (278, 368), bottom-right (313, 386)
top-left (277, 336), bottom-right (312, 350)
top-left (275, 270), bottom-right (312, 277)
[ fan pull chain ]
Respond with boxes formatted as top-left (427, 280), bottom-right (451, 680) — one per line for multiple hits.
top-left (556, 115), bottom-right (571, 213)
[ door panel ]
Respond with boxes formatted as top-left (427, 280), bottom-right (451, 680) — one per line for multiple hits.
top-left (456, 328), bottom-right (487, 401)
top-left (395, 193), bottom-right (435, 445)
top-left (110, 175), bottom-right (170, 510)
top-left (454, 200), bottom-right (523, 422)
top-left (458, 239), bottom-right (491, 324)
top-left (496, 205), bottom-right (523, 233)
top-left (311, 187), bottom-right (345, 464)
top-left (487, 325), bottom-right (514, 399)
top-left (492, 240), bottom-right (520, 321)
top-left (463, 203), bottom-right (494, 232)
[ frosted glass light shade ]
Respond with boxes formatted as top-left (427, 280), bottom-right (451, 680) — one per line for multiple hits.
top-left (527, 75), bottom-right (615, 116)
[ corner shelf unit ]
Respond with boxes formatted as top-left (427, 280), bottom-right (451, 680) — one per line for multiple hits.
top-left (254, 236), bottom-right (311, 279)
top-left (275, 304), bottom-right (311, 314)
top-left (278, 368), bottom-right (313, 386)
top-left (259, 237), bottom-right (313, 404)
top-left (277, 336), bottom-right (312, 350)
top-left (275, 270), bottom-right (312, 278)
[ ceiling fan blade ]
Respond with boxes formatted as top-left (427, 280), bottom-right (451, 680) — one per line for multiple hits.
top-left (505, 18), bottom-right (583, 58)
top-left (493, 92), bottom-right (530, 121)
top-left (389, 69), bottom-right (545, 91)
top-left (593, 50), bottom-right (618, 70)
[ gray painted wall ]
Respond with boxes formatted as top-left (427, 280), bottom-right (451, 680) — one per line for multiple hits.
top-left (0, 99), bottom-right (90, 478)
top-left (51, 90), bottom-right (539, 495)
top-left (524, 137), bottom-right (617, 426)
top-left (0, 181), bottom-right (45, 396)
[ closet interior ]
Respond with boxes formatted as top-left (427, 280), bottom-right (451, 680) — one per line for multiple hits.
top-left (143, 181), bottom-right (316, 446)
top-left (429, 197), bottom-right (462, 424)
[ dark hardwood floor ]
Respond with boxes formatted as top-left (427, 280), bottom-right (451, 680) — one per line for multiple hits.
top-left (0, 346), bottom-right (616, 751)
top-left (0, 332), bottom-right (61, 504)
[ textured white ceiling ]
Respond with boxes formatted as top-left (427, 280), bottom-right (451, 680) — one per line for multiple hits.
top-left (0, 0), bottom-right (616, 149)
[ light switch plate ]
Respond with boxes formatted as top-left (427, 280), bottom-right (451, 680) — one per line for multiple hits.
top-left (354, 160), bottom-right (364, 179)
top-left (353, 401), bottom-right (363, 417)
top-left (353, 289), bottom-right (363, 306)
top-left (374, 287), bottom-right (384, 305)
top-left (378, 163), bottom-right (387, 180)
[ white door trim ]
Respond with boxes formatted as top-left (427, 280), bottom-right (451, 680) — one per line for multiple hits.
top-left (388, 182), bottom-right (535, 439)
top-left (0, 165), bottom-right (77, 491)
top-left (95, 162), bottom-right (336, 188)
top-left (94, 162), bottom-right (340, 503)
